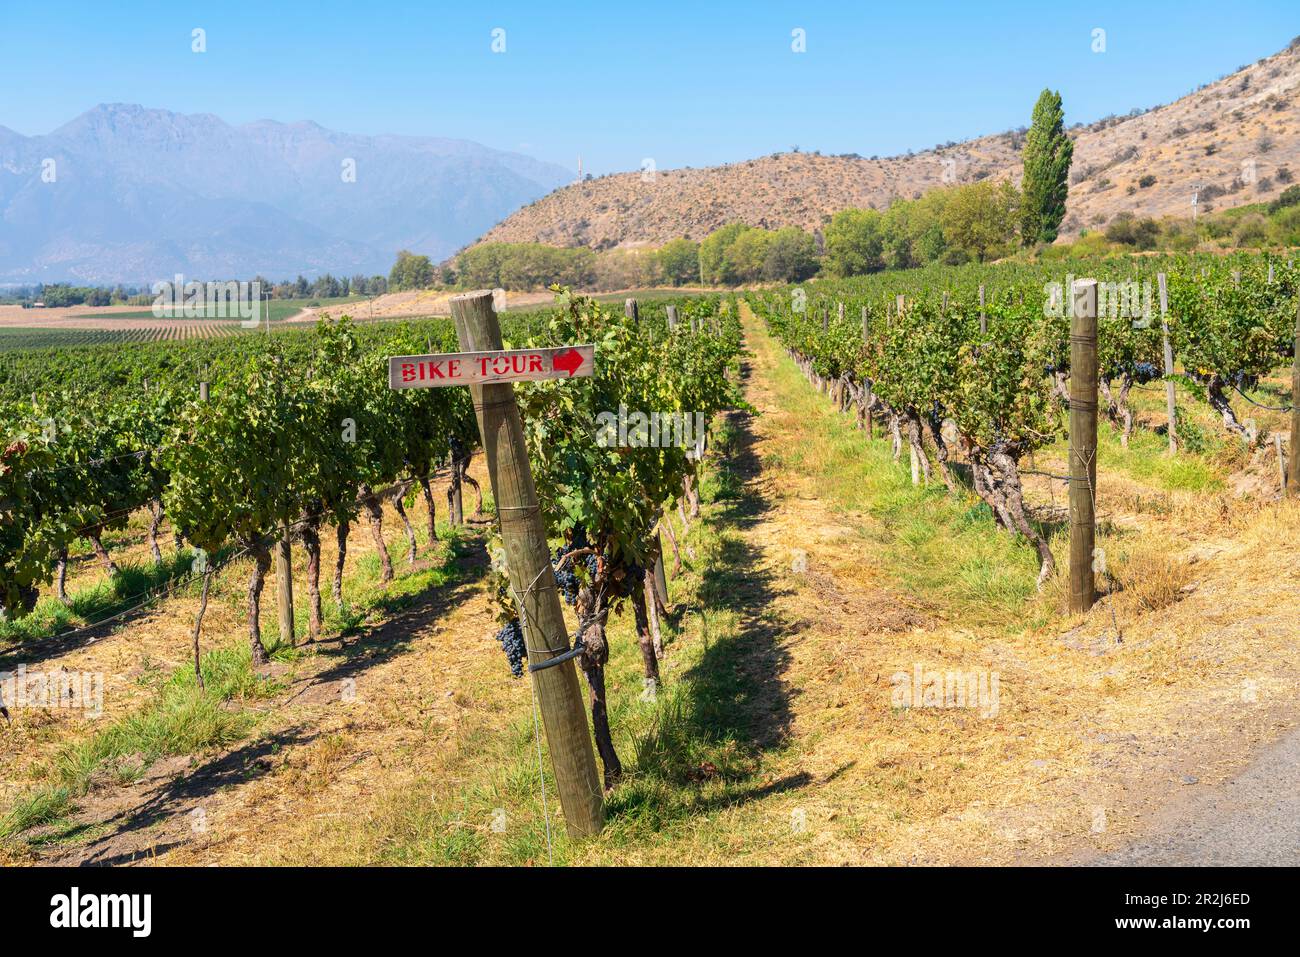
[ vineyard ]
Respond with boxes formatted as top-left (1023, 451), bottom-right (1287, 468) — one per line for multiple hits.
top-left (754, 252), bottom-right (1300, 582)
top-left (2, 257), bottom-right (1300, 866)
top-left (0, 291), bottom-right (745, 858)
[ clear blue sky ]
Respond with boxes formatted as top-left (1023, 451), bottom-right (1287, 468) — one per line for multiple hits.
top-left (2, 1), bottom-right (1296, 174)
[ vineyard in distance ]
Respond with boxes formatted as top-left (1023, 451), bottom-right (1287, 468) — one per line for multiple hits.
top-left (2, 245), bottom-right (1299, 865)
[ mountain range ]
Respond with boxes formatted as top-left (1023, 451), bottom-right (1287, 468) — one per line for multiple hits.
top-left (0, 104), bottom-right (572, 284)
top-left (479, 38), bottom-right (1300, 250)
top-left (6, 38), bottom-right (1300, 286)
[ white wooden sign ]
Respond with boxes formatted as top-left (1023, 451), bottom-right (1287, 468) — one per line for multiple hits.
top-left (388, 344), bottom-right (595, 390)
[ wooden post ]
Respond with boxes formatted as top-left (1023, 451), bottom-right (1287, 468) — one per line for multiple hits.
top-left (653, 533), bottom-right (670, 607)
top-left (1157, 273), bottom-right (1178, 454)
top-left (450, 291), bottom-right (604, 837)
top-left (665, 304), bottom-right (677, 330)
top-left (624, 298), bottom-right (639, 322)
top-left (837, 301), bottom-right (845, 323)
top-left (199, 380), bottom-right (210, 402)
top-left (862, 306), bottom-right (874, 439)
top-left (1069, 279), bottom-right (1099, 615)
top-left (979, 285), bottom-right (987, 336)
top-left (1275, 433), bottom-right (1287, 494)
top-left (895, 294), bottom-right (905, 319)
top-left (1289, 295), bottom-right (1300, 497)
top-left (276, 523), bottom-right (295, 645)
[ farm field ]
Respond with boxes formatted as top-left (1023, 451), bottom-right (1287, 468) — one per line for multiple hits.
top-left (68, 296), bottom-right (368, 325)
top-left (0, 323), bottom-right (247, 352)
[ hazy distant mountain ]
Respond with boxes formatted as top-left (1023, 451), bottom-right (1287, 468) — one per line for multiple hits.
top-left (0, 104), bottom-right (572, 284)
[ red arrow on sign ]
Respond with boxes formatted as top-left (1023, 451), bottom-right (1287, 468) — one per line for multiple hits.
top-left (552, 348), bottom-right (585, 377)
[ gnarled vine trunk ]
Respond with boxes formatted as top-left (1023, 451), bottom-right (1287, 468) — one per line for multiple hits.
top-left (577, 588), bottom-right (622, 790)
top-left (360, 487), bottom-right (393, 584)
top-left (888, 412), bottom-right (903, 462)
top-left (88, 527), bottom-right (120, 578)
top-left (147, 501), bottom-right (164, 564)
top-left (247, 545), bottom-right (272, 665)
top-left (630, 582), bottom-right (661, 687)
top-left (1053, 370), bottom-right (1071, 408)
top-left (1205, 377), bottom-right (1256, 444)
top-left (978, 449), bottom-right (1055, 588)
top-left (300, 520), bottom-right (323, 642)
top-left (921, 415), bottom-right (958, 492)
top-left (55, 547), bottom-right (70, 605)
top-left (660, 515), bottom-right (684, 575)
top-left (333, 520), bottom-right (349, 607)
top-left (390, 487), bottom-right (418, 564)
top-left (418, 474), bottom-right (438, 542)
top-left (904, 413), bottom-right (932, 485)
top-left (461, 454), bottom-right (485, 518)
top-left (1100, 377), bottom-right (1135, 448)
top-left (644, 574), bottom-right (664, 658)
top-left (192, 569), bottom-right (211, 690)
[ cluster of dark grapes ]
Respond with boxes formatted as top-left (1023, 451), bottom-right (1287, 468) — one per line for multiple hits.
top-left (495, 619), bottom-right (527, 678)
top-left (553, 547), bottom-right (599, 606)
top-left (1097, 362), bottom-right (1162, 385)
top-left (1130, 361), bottom-right (1161, 384)
top-left (1227, 370), bottom-right (1258, 390)
top-left (552, 528), bottom-right (598, 607)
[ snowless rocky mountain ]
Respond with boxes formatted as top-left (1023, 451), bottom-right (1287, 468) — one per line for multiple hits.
top-left (477, 38), bottom-right (1300, 250)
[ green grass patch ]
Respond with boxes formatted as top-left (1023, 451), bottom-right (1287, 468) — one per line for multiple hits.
top-left (761, 333), bottom-right (1042, 623)
top-left (0, 644), bottom-right (277, 842)
top-left (1088, 425), bottom-right (1225, 492)
top-left (0, 550), bottom-right (203, 647)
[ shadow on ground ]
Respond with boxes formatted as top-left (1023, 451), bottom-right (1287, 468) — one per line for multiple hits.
top-left (32, 531), bottom-right (492, 867)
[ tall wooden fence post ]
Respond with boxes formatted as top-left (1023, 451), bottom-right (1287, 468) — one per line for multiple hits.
top-left (624, 298), bottom-right (639, 323)
top-left (862, 306), bottom-right (874, 439)
top-left (450, 291), bottom-right (604, 837)
top-left (1289, 294), bottom-right (1300, 497)
top-left (276, 523), bottom-right (295, 645)
top-left (1069, 279), bottom-right (1099, 614)
top-left (1157, 273), bottom-right (1178, 455)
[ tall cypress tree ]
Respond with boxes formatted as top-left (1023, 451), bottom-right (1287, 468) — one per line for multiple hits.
top-left (1020, 89), bottom-right (1074, 245)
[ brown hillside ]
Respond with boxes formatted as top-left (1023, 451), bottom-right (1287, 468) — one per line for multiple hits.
top-left (477, 39), bottom-right (1300, 249)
